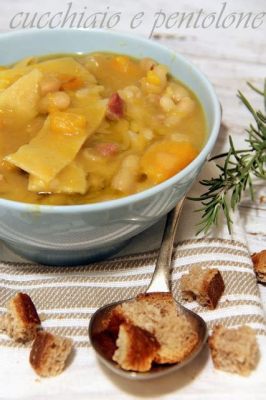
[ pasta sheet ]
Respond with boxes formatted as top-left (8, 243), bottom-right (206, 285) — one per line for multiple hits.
top-left (5, 101), bottom-right (105, 182)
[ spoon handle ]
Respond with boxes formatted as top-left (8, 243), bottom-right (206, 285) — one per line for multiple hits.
top-left (146, 198), bottom-right (185, 293)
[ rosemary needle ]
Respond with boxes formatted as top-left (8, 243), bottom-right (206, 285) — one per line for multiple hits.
top-left (188, 79), bottom-right (266, 235)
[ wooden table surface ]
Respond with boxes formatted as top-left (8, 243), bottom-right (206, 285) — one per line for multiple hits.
top-left (0, 0), bottom-right (265, 308)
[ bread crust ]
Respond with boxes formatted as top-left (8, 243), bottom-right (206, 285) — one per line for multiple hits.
top-left (30, 331), bottom-right (53, 372)
top-left (136, 292), bottom-right (174, 303)
top-left (0, 292), bottom-right (41, 342)
top-left (113, 322), bottom-right (160, 372)
top-left (10, 293), bottom-right (41, 325)
top-left (30, 331), bottom-right (73, 377)
top-left (204, 270), bottom-right (225, 309)
top-left (252, 250), bottom-right (266, 283)
top-left (181, 266), bottom-right (225, 309)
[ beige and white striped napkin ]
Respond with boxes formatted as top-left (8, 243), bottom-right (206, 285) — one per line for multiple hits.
top-left (0, 163), bottom-right (265, 400)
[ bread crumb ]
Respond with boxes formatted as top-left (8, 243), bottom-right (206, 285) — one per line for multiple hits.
top-left (180, 266), bottom-right (225, 309)
top-left (97, 292), bottom-right (199, 371)
top-left (208, 325), bottom-right (259, 376)
top-left (0, 293), bottom-right (41, 343)
top-left (252, 250), bottom-right (266, 283)
top-left (0, 292), bottom-right (74, 378)
top-left (30, 331), bottom-right (73, 377)
top-left (113, 322), bottom-right (160, 372)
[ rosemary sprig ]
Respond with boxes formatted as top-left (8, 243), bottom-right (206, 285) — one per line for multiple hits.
top-left (189, 79), bottom-right (266, 235)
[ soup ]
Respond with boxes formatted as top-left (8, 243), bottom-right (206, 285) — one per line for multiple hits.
top-left (0, 53), bottom-right (206, 205)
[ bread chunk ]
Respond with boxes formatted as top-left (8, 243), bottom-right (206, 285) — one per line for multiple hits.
top-left (209, 325), bottom-right (259, 376)
top-left (30, 331), bottom-right (73, 377)
top-left (113, 322), bottom-right (160, 372)
top-left (180, 266), bottom-right (225, 309)
top-left (0, 293), bottom-right (41, 342)
top-left (110, 292), bottom-right (198, 366)
top-left (252, 250), bottom-right (266, 283)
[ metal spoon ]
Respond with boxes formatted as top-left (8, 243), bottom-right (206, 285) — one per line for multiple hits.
top-left (88, 200), bottom-right (208, 380)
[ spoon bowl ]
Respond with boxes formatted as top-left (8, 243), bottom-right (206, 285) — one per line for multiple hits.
top-left (88, 200), bottom-right (208, 380)
top-left (89, 298), bottom-right (208, 380)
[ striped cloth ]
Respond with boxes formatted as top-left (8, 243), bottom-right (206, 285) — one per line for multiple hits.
top-left (0, 163), bottom-right (265, 399)
top-left (0, 237), bottom-right (265, 350)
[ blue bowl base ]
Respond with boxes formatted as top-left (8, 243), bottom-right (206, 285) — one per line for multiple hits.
top-left (4, 240), bottom-right (130, 266)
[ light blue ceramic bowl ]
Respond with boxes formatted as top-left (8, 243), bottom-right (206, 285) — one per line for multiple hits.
top-left (0, 29), bottom-right (221, 265)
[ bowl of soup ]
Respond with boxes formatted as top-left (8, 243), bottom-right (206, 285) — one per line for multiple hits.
top-left (0, 29), bottom-right (221, 265)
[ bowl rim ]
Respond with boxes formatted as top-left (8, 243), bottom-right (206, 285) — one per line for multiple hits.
top-left (0, 28), bottom-right (221, 214)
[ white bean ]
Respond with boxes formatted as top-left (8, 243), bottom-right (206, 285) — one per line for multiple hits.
top-left (142, 128), bottom-right (154, 141)
top-left (176, 96), bottom-right (195, 115)
top-left (140, 58), bottom-right (157, 72)
top-left (52, 92), bottom-right (71, 110)
top-left (40, 76), bottom-right (61, 96)
top-left (119, 86), bottom-right (141, 101)
top-left (76, 86), bottom-right (104, 98)
top-left (160, 95), bottom-right (175, 112)
top-left (75, 88), bottom-right (90, 98)
top-left (122, 154), bottom-right (139, 169)
top-left (165, 115), bottom-right (181, 127)
top-left (83, 56), bottom-right (100, 73)
top-left (111, 155), bottom-right (140, 193)
top-left (154, 65), bottom-right (168, 81)
top-left (168, 83), bottom-right (189, 102)
top-left (39, 91), bottom-right (71, 113)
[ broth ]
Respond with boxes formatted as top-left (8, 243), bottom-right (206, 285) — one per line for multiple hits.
top-left (0, 53), bottom-right (206, 205)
